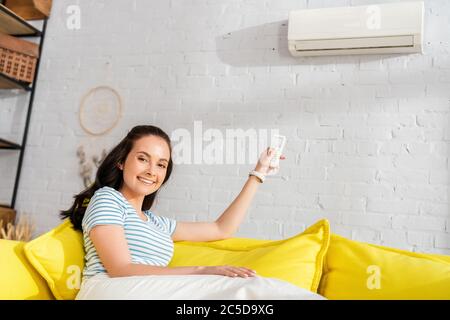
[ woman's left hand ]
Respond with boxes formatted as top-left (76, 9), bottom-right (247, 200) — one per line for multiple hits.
top-left (254, 148), bottom-right (286, 175)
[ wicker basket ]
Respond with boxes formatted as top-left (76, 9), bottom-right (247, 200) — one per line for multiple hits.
top-left (0, 32), bottom-right (38, 83)
top-left (4, 0), bottom-right (52, 20)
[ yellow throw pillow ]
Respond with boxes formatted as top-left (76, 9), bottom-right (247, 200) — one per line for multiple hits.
top-left (170, 219), bottom-right (330, 292)
top-left (427, 252), bottom-right (450, 264)
top-left (319, 234), bottom-right (450, 300)
top-left (0, 239), bottom-right (53, 300)
top-left (23, 219), bottom-right (85, 300)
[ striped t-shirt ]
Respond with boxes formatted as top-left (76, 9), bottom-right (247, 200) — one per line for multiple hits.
top-left (81, 186), bottom-right (177, 279)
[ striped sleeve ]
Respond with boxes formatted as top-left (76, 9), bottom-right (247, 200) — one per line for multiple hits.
top-left (82, 189), bottom-right (125, 234)
top-left (150, 213), bottom-right (177, 236)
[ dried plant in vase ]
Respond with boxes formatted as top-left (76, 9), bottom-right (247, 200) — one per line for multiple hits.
top-left (0, 214), bottom-right (35, 242)
top-left (77, 145), bottom-right (93, 188)
top-left (77, 145), bottom-right (107, 188)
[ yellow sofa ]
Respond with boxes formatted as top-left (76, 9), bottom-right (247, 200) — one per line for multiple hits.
top-left (1, 218), bottom-right (449, 300)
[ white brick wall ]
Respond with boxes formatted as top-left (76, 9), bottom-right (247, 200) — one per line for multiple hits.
top-left (1, 0), bottom-right (449, 255)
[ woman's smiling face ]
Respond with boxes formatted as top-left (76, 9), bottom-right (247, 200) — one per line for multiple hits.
top-left (119, 135), bottom-right (171, 198)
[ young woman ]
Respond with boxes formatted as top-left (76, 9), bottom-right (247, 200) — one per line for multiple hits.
top-left (61, 125), bottom-right (285, 282)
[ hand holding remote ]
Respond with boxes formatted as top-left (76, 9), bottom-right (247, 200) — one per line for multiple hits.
top-left (266, 134), bottom-right (286, 176)
top-left (253, 135), bottom-right (286, 176)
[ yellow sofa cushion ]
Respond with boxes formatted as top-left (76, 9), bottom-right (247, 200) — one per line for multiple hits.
top-left (319, 234), bottom-right (450, 300)
top-left (23, 219), bottom-right (85, 300)
top-left (0, 239), bottom-right (53, 300)
top-left (169, 219), bottom-right (330, 292)
top-left (21, 218), bottom-right (329, 299)
top-left (427, 252), bottom-right (450, 264)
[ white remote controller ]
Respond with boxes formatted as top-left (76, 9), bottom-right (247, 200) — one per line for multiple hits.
top-left (268, 134), bottom-right (286, 175)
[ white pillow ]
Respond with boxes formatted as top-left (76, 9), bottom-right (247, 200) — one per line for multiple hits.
top-left (76, 274), bottom-right (326, 300)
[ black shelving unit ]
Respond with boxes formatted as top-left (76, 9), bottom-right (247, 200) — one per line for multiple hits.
top-left (0, 137), bottom-right (22, 150)
top-left (0, 3), bottom-right (41, 36)
top-left (0, 2), bottom-right (48, 212)
top-left (0, 72), bottom-right (32, 91)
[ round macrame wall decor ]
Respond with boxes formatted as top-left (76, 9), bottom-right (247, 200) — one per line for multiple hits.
top-left (79, 86), bottom-right (122, 136)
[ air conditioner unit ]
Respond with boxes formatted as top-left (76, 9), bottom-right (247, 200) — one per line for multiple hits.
top-left (288, 1), bottom-right (424, 57)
